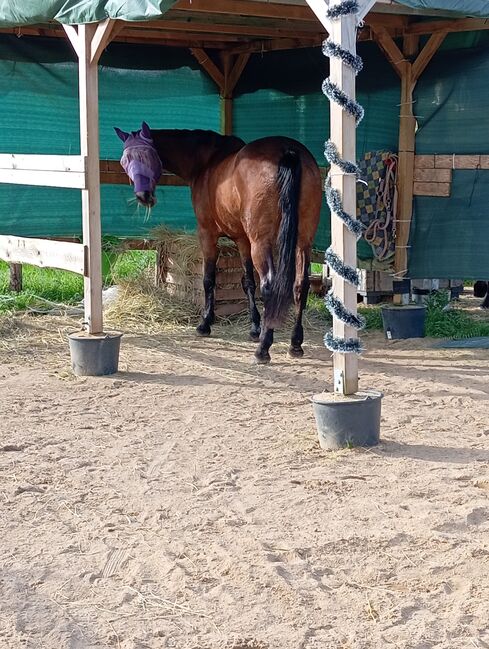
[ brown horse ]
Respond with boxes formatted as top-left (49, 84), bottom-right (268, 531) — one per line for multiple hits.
top-left (115, 122), bottom-right (322, 363)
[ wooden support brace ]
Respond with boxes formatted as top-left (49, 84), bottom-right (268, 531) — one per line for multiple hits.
top-left (91, 18), bottom-right (119, 64)
top-left (190, 48), bottom-right (224, 88)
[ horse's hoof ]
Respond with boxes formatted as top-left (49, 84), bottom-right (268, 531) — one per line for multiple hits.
top-left (253, 352), bottom-right (271, 365)
top-left (288, 346), bottom-right (304, 359)
top-left (196, 324), bottom-right (211, 337)
top-left (249, 331), bottom-right (261, 342)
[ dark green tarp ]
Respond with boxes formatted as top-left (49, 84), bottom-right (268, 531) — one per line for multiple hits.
top-left (0, 36), bottom-right (399, 255)
top-left (408, 33), bottom-right (489, 279)
top-left (0, 1), bottom-right (177, 26)
top-left (409, 170), bottom-right (489, 279)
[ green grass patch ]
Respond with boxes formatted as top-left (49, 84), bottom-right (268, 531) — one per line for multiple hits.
top-left (424, 290), bottom-right (489, 339)
top-left (0, 250), bottom-right (156, 314)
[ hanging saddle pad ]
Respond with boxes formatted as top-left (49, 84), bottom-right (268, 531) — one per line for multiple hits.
top-left (356, 151), bottom-right (398, 263)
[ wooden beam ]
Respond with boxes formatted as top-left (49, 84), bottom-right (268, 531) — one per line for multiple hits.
top-left (412, 31), bottom-right (447, 82)
top-left (227, 53), bottom-right (250, 95)
top-left (90, 18), bottom-right (119, 64)
top-left (78, 23), bottom-right (104, 334)
top-left (0, 235), bottom-right (85, 275)
top-left (0, 154), bottom-right (86, 172)
top-left (405, 17), bottom-right (489, 36)
top-left (63, 24), bottom-right (80, 58)
top-left (0, 168), bottom-right (86, 189)
top-left (173, 0), bottom-right (316, 22)
top-left (133, 19), bottom-right (322, 39)
top-left (371, 26), bottom-right (405, 78)
top-left (327, 6), bottom-right (359, 395)
top-left (190, 47), bottom-right (224, 89)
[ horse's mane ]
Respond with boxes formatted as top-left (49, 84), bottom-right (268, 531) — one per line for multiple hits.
top-left (154, 129), bottom-right (245, 158)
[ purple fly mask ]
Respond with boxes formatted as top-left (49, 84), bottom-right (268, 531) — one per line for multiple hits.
top-left (114, 121), bottom-right (163, 208)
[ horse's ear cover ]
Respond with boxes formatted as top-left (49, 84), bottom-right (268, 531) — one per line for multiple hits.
top-left (140, 122), bottom-right (152, 140)
top-left (114, 127), bottom-right (130, 142)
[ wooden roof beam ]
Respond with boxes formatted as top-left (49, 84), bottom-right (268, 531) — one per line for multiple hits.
top-left (405, 17), bottom-right (489, 36)
top-left (173, 0), bottom-right (316, 22)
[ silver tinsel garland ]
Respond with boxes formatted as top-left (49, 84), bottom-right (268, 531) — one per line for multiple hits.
top-left (323, 0), bottom-right (364, 355)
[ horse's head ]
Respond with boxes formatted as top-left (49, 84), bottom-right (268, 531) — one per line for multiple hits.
top-left (114, 121), bottom-right (162, 208)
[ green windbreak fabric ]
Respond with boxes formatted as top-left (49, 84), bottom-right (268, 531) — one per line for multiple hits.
top-left (0, 1), bottom-right (177, 26)
top-left (0, 37), bottom-right (400, 254)
top-left (396, 0), bottom-right (489, 17)
top-left (234, 43), bottom-right (400, 252)
top-left (415, 37), bottom-right (489, 154)
top-left (0, 36), bottom-right (219, 239)
top-left (410, 170), bottom-right (489, 279)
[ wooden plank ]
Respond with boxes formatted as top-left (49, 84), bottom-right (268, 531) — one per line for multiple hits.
top-left (0, 235), bottom-right (85, 275)
top-left (9, 264), bottom-right (22, 292)
top-left (412, 31), bottom-right (447, 82)
top-left (413, 182), bottom-right (451, 197)
top-left (173, 0), bottom-right (316, 22)
top-left (143, 19), bottom-right (322, 39)
top-left (371, 26), bottom-right (404, 78)
top-left (90, 18), bottom-right (118, 64)
top-left (453, 155), bottom-right (481, 169)
top-left (327, 4), bottom-right (359, 395)
top-left (481, 156), bottom-right (489, 169)
top-left (415, 155), bottom-right (435, 169)
top-left (190, 47), bottom-right (224, 89)
top-left (227, 53), bottom-right (250, 94)
top-left (413, 168), bottom-right (451, 183)
top-left (79, 24), bottom-right (104, 334)
top-left (434, 155), bottom-right (452, 168)
top-left (63, 24), bottom-right (80, 58)
top-left (0, 154), bottom-right (86, 172)
top-left (406, 17), bottom-right (489, 37)
top-left (0, 168), bottom-right (86, 189)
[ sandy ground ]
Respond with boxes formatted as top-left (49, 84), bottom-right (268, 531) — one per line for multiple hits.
top-left (1, 309), bottom-right (489, 649)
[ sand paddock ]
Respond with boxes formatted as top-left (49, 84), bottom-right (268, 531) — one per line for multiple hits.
top-left (1, 311), bottom-right (488, 648)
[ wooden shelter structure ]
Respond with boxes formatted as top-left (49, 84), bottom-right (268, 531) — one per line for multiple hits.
top-left (0, 0), bottom-right (488, 390)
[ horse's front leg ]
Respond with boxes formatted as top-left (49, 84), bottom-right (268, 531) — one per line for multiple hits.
top-left (289, 247), bottom-right (310, 358)
top-left (236, 238), bottom-right (261, 341)
top-left (196, 231), bottom-right (218, 337)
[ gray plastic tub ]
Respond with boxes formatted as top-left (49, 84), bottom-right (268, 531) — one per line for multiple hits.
top-left (68, 331), bottom-right (122, 376)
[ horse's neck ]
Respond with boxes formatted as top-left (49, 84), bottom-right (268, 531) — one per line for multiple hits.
top-left (151, 130), bottom-right (235, 183)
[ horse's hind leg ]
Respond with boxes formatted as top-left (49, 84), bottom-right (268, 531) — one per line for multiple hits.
top-left (251, 244), bottom-right (275, 364)
top-left (236, 238), bottom-right (261, 341)
top-left (289, 247), bottom-right (310, 358)
top-left (196, 229), bottom-right (218, 337)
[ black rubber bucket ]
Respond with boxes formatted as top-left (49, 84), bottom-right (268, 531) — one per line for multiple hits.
top-left (312, 390), bottom-right (383, 450)
top-left (381, 305), bottom-right (426, 340)
top-left (68, 331), bottom-right (122, 376)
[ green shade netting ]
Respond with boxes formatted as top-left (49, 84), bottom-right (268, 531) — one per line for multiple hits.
top-left (0, 37), bottom-right (400, 256)
top-left (407, 33), bottom-right (489, 278)
top-left (409, 170), bottom-right (489, 279)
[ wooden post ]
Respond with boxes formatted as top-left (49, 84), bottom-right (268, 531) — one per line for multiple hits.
top-left (328, 8), bottom-right (359, 395)
top-left (78, 24), bottom-right (104, 333)
top-left (64, 20), bottom-right (117, 334)
top-left (220, 53), bottom-right (233, 135)
top-left (9, 263), bottom-right (22, 292)
top-left (191, 49), bottom-right (249, 136)
top-left (372, 30), bottom-right (446, 303)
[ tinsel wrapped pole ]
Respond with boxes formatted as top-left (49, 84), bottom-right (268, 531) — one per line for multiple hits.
top-left (328, 3), bottom-right (358, 394)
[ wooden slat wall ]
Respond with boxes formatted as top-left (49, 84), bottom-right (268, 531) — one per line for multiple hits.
top-left (413, 154), bottom-right (489, 197)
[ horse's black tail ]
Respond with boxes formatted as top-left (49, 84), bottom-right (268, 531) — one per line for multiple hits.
top-left (266, 149), bottom-right (302, 328)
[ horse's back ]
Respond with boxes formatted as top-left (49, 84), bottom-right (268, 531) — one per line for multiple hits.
top-left (232, 136), bottom-right (322, 244)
